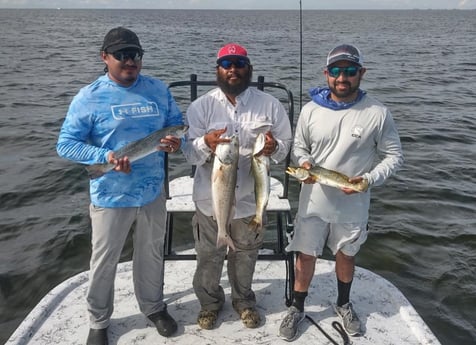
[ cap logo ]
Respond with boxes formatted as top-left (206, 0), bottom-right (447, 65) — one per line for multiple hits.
top-left (228, 45), bottom-right (237, 54)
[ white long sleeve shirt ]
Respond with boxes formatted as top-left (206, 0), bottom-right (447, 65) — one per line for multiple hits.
top-left (183, 87), bottom-right (292, 218)
top-left (293, 94), bottom-right (404, 223)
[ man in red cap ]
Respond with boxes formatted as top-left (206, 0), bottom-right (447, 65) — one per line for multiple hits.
top-left (182, 43), bottom-right (292, 330)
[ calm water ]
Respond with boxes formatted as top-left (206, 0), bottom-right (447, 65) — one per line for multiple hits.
top-left (1, 8), bottom-right (475, 345)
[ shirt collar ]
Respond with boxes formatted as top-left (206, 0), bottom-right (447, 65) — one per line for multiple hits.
top-left (218, 87), bottom-right (251, 106)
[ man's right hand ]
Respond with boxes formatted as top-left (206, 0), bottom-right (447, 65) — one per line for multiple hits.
top-left (301, 161), bottom-right (316, 184)
top-left (204, 128), bottom-right (231, 153)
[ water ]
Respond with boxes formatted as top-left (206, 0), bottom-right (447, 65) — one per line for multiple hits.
top-left (1, 8), bottom-right (475, 345)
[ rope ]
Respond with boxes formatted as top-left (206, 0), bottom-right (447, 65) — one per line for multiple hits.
top-left (305, 315), bottom-right (351, 345)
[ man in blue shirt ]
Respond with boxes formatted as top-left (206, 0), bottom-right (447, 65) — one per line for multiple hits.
top-left (57, 27), bottom-right (184, 345)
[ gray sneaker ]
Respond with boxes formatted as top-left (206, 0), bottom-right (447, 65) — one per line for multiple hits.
top-left (279, 306), bottom-right (305, 341)
top-left (334, 302), bottom-right (362, 336)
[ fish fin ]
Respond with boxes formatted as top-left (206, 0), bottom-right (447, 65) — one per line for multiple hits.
top-left (216, 234), bottom-right (236, 251)
top-left (248, 216), bottom-right (262, 232)
top-left (85, 164), bottom-right (106, 179)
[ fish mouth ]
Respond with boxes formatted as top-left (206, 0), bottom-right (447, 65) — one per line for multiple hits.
top-left (286, 167), bottom-right (302, 180)
top-left (286, 167), bottom-right (309, 181)
top-left (285, 167), bottom-right (296, 175)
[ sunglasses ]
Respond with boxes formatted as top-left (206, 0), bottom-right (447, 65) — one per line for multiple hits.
top-left (111, 50), bottom-right (143, 62)
top-left (218, 59), bottom-right (249, 69)
top-left (327, 66), bottom-right (361, 78)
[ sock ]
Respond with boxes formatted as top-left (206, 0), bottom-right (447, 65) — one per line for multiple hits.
top-left (337, 279), bottom-right (352, 307)
top-left (291, 291), bottom-right (308, 312)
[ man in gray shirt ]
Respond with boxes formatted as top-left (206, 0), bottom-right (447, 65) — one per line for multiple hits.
top-left (279, 44), bottom-right (403, 341)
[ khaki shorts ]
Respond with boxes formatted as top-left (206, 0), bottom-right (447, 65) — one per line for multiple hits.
top-left (286, 215), bottom-right (368, 257)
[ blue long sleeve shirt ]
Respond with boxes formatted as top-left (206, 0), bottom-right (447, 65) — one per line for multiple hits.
top-left (57, 74), bottom-right (183, 207)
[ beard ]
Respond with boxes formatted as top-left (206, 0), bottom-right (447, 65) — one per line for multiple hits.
top-left (328, 79), bottom-right (361, 101)
top-left (216, 68), bottom-right (252, 96)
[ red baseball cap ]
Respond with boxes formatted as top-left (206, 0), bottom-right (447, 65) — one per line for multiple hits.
top-left (216, 43), bottom-right (249, 63)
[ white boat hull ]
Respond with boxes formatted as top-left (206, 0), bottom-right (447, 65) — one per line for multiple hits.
top-left (6, 256), bottom-right (440, 345)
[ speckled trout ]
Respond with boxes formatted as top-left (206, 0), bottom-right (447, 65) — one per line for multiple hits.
top-left (85, 125), bottom-right (188, 179)
top-left (286, 166), bottom-right (369, 193)
top-left (212, 135), bottom-right (239, 250)
top-left (248, 133), bottom-right (270, 232)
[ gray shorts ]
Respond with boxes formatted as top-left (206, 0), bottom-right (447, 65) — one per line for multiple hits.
top-left (286, 215), bottom-right (368, 257)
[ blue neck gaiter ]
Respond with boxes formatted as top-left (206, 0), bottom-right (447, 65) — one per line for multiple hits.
top-left (309, 87), bottom-right (366, 110)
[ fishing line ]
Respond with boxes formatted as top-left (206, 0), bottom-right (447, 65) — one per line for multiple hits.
top-left (299, 0), bottom-right (303, 111)
top-left (290, 2), bottom-right (347, 343)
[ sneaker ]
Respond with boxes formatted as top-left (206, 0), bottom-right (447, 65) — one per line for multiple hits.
top-left (278, 306), bottom-right (305, 341)
top-left (238, 307), bottom-right (261, 328)
top-left (148, 306), bottom-right (178, 337)
top-left (197, 309), bottom-right (219, 330)
top-left (334, 302), bottom-right (362, 336)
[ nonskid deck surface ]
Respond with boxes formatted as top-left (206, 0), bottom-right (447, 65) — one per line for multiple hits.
top-left (7, 258), bottom-right (440, 345)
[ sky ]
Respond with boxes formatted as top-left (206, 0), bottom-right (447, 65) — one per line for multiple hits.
top-left (0, 0), bottom-right (475, 10)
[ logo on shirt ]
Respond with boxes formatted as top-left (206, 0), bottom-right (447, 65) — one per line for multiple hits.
top-left (111, 102), bottom-right (160, 120)
top-left (351, 125), bottom-right (363, 139)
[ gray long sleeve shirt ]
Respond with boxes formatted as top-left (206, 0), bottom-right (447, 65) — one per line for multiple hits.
top-left (293, 94), bottom-right (404, 223)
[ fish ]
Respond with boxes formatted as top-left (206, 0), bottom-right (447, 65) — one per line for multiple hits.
top-left (286, 166), bottom-right (369, 193)
top-left (212, 135), bottom-right (239, 250)
top-left (85, 125), bottom-right (189, 179)
top-left (248, 133), bottom-right (270, 232)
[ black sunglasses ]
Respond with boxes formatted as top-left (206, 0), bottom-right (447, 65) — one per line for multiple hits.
top-left (111, 50), bottom-right (143, 62)
top-left (218, 59), bottom-right (249, 69)
top-left (327, 66), bottom-right (361, 78)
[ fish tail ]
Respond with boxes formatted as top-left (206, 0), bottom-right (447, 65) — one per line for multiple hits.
top-left (216, 235), bottom-right (236, 251)
top-left (85, 164), bottom-right (106, 179)
top-left (248, 216), bottom-right (262, 232)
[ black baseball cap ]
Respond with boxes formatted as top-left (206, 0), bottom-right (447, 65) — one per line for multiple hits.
top-left (101, 27), bottom-right (143, 53)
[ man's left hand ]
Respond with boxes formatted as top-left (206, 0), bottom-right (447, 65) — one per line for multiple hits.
top-left (261, 131), bottom-right (277, 156)
top-left (341, 176), bottom-right (367, 194)
top-left (159, 135), bottom-right (181, 153)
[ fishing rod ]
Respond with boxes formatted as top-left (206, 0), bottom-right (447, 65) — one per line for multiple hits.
top-left (295, 4), bottom-right (348, 344)
top-left (299, 0), bottom-right (303, 111)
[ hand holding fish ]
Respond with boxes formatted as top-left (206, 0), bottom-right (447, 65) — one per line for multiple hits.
top-left (300, 161), bottom-right (315, 184)
top-left (107, 152), bottom-right (131, 174)
top-left (341, 176), bottom-right (367, 194)
top-left (159, 135), bottom-right (181, 153)
top-left (85, 125), bottom-right (188, 179)
top-left (286, 164), bottom-right (369, 193)
top-left (204, 128), bottom-right (231, 153)
top-left (259, 131), bottom-right (277, 156)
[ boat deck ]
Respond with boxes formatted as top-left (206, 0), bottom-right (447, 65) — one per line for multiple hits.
top-left (6, 257), bottom-right (440, 345)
